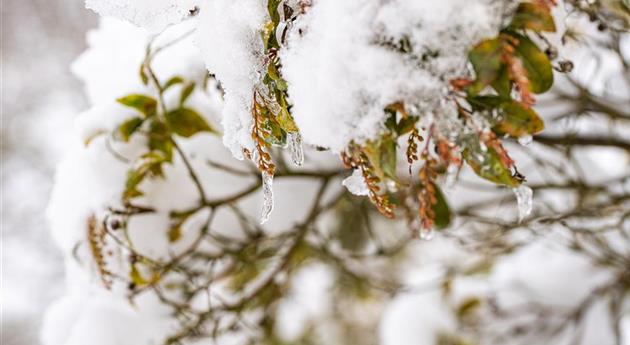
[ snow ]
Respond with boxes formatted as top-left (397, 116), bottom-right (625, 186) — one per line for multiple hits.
top-left (42, 293), bottom-right (174, 345)
top-left (42, 18), bottom-right (225, 345)
top-left (280, 0), bottom-right (503, 152)
top-left (85, 0), bottom-right (199, 33)
top-left (342, 169), bottom-right (370, 196)
top-left (195, 0), bottom-right (267, 159)
top-left (380, 290), bottom-right (455, 345)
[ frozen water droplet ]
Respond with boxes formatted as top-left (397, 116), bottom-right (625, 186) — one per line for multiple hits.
top-left (260, 172), bottom-right (274, 224)
top-left (513, 184), bottom-right (533, 223)
top-left (288, 132), bottom-right (304, 166)
top-left (342, 169), bottom-right (369, 196)
top-left (518, 134), bottom-right (533, 146)
top-left (386, 180), bottom-right (399, 193)
top-left (419, 228), bottom-right (434, 241)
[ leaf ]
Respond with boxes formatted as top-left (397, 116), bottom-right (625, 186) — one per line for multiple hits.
top-left (287, 240), bottom-right (318, 270)
top-left (262, 118), bottom-right (287, 146)
top-left (397, 116), bottom-right (419, 135)
top-left (491, 66), bottom-right (512, 97)
top-left (432, 185), bottom-right (451, 230)
top-left (165, 108), bottom-right (215, 138)
top-left (384, 108), bottom-right (398, 133)
top-left (467, 95), bottom-right (506, 111)
top-left (457, 297), bottom-right (482, 318)
top-left (380, 137), bottom-right (398, 180)
top-left (118, 117), bottom-right (144, 142)
top-left (124, 152), bottom-right (167, 200)
top-left (510, 33), bottom-right (554, 94)
top-left (230, 264), bottom-right (262, 290)
top-left (261, 20), bottom-right (278, 51)
top-left (509, 2), bottom-right (556, 32)
top-left (179, 82), bottom-right (196, 106)
top-left (464, 146), bottom-right (521, 187)
top-left (468, 38), bottom-right (504, 94)
top-left (168, 211), bottom-right (194, 243)
top-left (130, 264), bottom-right (148, 286)
top-left (117, 94), bottom-right (157, 117)
top-left (267, 63), bottom-right (281, 81)
top-left (267, 0), bottom-right (281, 25)
top-left (147, 120), bottom-right (173, 162)
top-left (276, 107), bottom-right (299, 133)
top-left (494, 101), bottom-right (545, 137)
top-left (168, 226), bottom-right (182, 243)
top-left (275, 78), bottom-right (288, 92)
top-left (163, 76), bottom-right (184, 90)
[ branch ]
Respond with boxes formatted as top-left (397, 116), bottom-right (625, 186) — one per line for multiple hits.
top-left (535, 134), bottom-right (630, 150)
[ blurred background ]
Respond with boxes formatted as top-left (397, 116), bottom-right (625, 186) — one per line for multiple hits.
top-left (1, 1), bottom-right (95, 344)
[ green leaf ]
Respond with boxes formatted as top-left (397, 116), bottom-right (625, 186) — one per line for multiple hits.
top-left (230, 263), bottom-right (263, 290)
top-left (163, 76), bottom-right (184, 90)
top-left (464, 146), bottom-right (521, 187)
top-left (118, 117), bottom-right (144, 142)
top-left (276, 107), bottom-right (299, 133)
top-left (275, 78), bottom-right (288, 92)
top-left (509, 2), bottom-right (556, 32)
top-left (510, 33), bottom-right (554, 94)
top-left (117, 94), bottom-right (157, 117)
top-left (494, 101), bottom-right (545, 137)
top-left (261, 20), bottom-right (279, 51)
top-left (468, 38), bottom-right (504, 94)
top-left (179, 82), bottom-right (196, 106)
top-left (467, 95), bottom-right (506, 111)
top-left (267, 63), bottom-right (281, 81)
top-left (288, 241), bottom-right (318, 270)
top-left (167, 211), bottom-right (195, 242)
top-left (124, 152), bottom-right (167, 200)
top-left (165, 108), bottom-right (215, 138)
top-left (130, 264), bottom-right (148, 286)
top-left (491, 66), bottom-right (512, 98)
top-left (432, 185), bottom-right (451, 230)
top-left (267, 0), bottom-right (281, 25)
top-left (380, 137), bottom-right (398, 180)
top-left (264, 118), bottom-right (287, 146)
top-left (147, 120), bottom-right (173, 162)
top-left (397, 116), bottom-right (419, 135)
top-left (457, 297), bottom-right (482, 318)
top-left (168, 225), bottom-right (182, 243)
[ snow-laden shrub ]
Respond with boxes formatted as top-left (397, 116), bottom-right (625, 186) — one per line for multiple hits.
top-left (43, 1), bottom-right (630, 345)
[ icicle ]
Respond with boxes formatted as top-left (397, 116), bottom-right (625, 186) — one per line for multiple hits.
top-left (260, 172), bottom-right (274, 224)
top-left (288, 132), bottom-right (304, 166)
top-left (512, 184), bottom-right (533, 223)
top-left (518, 134), bottom-right (533, 146)
top-left (419, 227), bottom-right (435, 241)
